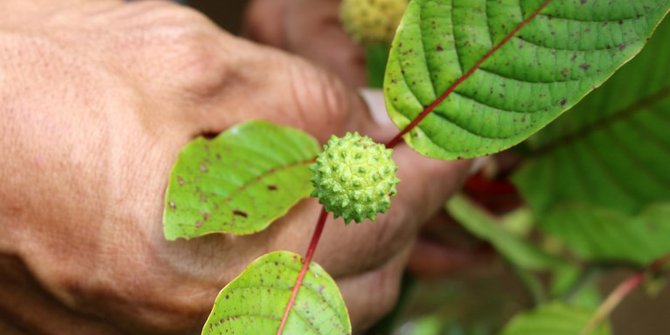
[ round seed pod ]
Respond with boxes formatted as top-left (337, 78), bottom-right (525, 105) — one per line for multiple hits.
top-left (339, 0), bottom-right (408, 44)
top-left (311, 132), bottom-right (399, 224)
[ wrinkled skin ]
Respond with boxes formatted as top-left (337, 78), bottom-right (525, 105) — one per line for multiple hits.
top-left (0, 1), bottom-right (469, 334)
top-left (245, 0), bottom-right (488, 284)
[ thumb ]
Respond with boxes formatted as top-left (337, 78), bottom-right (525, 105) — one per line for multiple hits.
top-left (188, 37), bottom-right (384, 144)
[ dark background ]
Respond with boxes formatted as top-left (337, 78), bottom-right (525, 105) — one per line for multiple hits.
top-left (187, 0), bottom-right (247, 34)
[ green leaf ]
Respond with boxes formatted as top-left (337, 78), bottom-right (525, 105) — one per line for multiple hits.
top-left (384, 0), bottom-right (670, 159)
top-left (202, 251), bottom-right (351, 335)
top-left (447, 195), bottom-right (565, 271)
top-left (499, 303), bottom-right (610, 335)
top-left (163, 121), bottom-right (319, 240)
top-left (514, 20), bottom-right (670, 215)
top-left (540, 203), bottom-right (670, 265)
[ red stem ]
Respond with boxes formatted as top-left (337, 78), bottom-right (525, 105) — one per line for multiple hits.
top-left (385, 0), bottom-right (553, 149)
top-left (277, 1), bottom-right (555, 333)
top-left (276, 207), bottom-right (329, 335)
top-left (580, 253), bottom-right (670, 335)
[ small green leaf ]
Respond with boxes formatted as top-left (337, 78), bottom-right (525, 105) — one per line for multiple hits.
top-left (541, 203), bottom-right (670, 265)
top-left (513, 20), bottom-right (670, 215)
top-left (202, 251), bottom-right (351, 335)
top-left (385, 0), bottom-right (670, 159)
top-left (163, 121), bottom-right (319, 240)
top-left (447, 195), bottom-right (565, 271)
top-left (499, 303), bottom-right (610, 335)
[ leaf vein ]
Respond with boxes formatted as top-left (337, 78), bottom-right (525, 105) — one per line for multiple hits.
top-left (531, 86), bottom-right (670, 155)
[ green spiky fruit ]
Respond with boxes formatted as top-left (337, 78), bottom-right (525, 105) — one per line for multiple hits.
top-left (340, 0), bottom-right (408, 44)
top-left (311, 132), bottom-right (399, 224)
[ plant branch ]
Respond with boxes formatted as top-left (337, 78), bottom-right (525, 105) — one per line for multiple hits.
top-left (277, 207), bottom-right (329, 335)
top-left (277, 1), bottom-right (556, 332)
top-left (580, 253), bottom-right (670, 335)
top-left (385, 0), bottom-right (553, 149)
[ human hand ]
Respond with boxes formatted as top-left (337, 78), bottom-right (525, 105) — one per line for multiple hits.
top-left (0, 1), bottom-right (469, 334)
top-left (245, 0), bottom-right (491, 280)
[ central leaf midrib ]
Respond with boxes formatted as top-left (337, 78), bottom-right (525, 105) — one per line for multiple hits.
top-left (218, 158), bottom-right (315, 206)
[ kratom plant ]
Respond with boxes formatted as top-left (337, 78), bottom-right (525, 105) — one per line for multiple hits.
top-left (163, 0), bottom-right (670, 334)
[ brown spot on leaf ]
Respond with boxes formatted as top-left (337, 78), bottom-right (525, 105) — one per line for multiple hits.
top-left (169, 201), bottom-right (176, 210)
top-left (177, 176), bottom-right (185, 185)
top-left (199, 164), bottom-right (208, 173)
top-left (561, 68), bottom-right (570, 77)
top-left (233, 210), bottom-right (248, 218)
top-left (195, 220), bottom-right (203, 228)
top-left (560, 98), bottom-right (567, 106)
top-left (267, 185), bottom-right (278, 191)
top-left (579, 63), bottom-right (591, 71)
top-left (436, 44), bottom-right (444, 52)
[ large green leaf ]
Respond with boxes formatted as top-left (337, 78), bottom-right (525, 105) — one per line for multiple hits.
top-left (513, 19), bottom-right (670, 215)
top-left (499, 303), bottom-right (609, 335)
top-left (447, 195), bottom-right (565, 271)
top-left (541, 203), bottom-right (670, 265)
top-left (202, 251), bottom-right (351, 335)
top-left (384, 0), bottom-right (670, 159)
top-left (163, 121), bottom-right (319, 240)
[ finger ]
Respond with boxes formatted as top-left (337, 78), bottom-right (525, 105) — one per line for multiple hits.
top-left (336, 242), bottom-right (413, 331)
top-left (243, 0), bottom-right (291, 49)
top-left (284, 0), bottom-right (367, 86)
top-left (244, 0), bottom-right (366, 86)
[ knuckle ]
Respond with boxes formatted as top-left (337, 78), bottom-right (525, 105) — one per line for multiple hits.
top-left (170, 30), bottom-right (227, 97)
top-left (111, 2), bottom-right (230, 99)
top-left (286, 62), bottom-right (350, 137)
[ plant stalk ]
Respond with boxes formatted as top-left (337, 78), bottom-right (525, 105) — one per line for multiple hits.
top-left (277, 207), bottom-right (329, 335)
top-left (580, 253), bottom-right (670, 335)
top-left (277, 1), bottom-right (556, 332)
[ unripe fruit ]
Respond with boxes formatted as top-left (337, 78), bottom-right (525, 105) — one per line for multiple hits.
top-left (339, 0), bottom-right (408, 44)
top-left (311, 132), bottom-right (399, 224)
